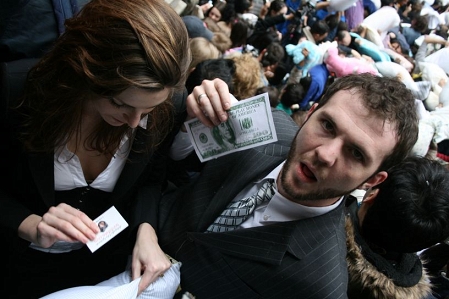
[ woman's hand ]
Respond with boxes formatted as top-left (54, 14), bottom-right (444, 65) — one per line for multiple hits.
top-left (186, 78), bottom-right (231, 128)
top-left (132, 223), bottom-right (171, 296)
top-left (200, 2), bottom-right (213, 13)
top-left (18, 203), bottom-right (99, 248)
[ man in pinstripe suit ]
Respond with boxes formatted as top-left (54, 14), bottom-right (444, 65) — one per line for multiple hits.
top-left (146, 74), bottom-right (419, 298)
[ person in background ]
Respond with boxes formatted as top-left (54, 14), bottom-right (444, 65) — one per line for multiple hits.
top-left (255, 85), bottom-right (281, 108)
top-left (276, 82), bottom-right (305, 115)
top-left (346, 156), bottom-right (449, 299)
top-left (188, 37), bottom-right (221, 74)
top-left (204, 0), bottom-right (227, 23)
top-left (247, 0), bottom-right (296, 45)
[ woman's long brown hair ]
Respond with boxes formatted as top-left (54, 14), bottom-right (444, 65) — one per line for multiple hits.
top-left (20, 0), bottom-right (191, 155)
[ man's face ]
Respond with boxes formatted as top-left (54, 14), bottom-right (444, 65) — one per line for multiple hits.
top-left (278, 90), bottom-right (396, 206)
top-left (340, 31), bottom-right (351, 46)
top-left (314, 32), bottom-right (328, 43)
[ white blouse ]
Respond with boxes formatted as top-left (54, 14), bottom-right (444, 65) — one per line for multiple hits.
top-left (53, 116), bottom-right (147, 192)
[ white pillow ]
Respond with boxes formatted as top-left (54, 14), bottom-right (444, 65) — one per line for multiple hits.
top-left (439, 82), bottom-right (449, 107)
top-left (328, 0), bottom-right (358, 12)
top-left (424, 91), bottom-right (440, 111)
top-left (41, 263), bottom-right (182, 299)
top-left (425, 47), bottom-right (449, 76)
top-left (375, 61), bottom-right (418, 93)
top-left (420, 61), bottom-right (448, 96)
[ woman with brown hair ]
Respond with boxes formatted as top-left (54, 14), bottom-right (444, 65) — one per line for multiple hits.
top-left (0, 0), bottom-right (194, 296)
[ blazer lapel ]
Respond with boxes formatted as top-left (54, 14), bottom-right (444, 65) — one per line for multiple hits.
top-left (111, 127), bottom-right (150, 203)
top-left (195, 148), bottom-right (285, 232)
top-left (287, 198), bottom-right (346, 260)
top-left (192, 198), bottom-right (347, 266)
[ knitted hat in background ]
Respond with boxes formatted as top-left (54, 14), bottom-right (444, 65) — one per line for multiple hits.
top-left (182, 15), bottom-right (214, 41)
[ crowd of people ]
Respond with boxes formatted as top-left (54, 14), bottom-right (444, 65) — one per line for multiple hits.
top-left (1, 0), bottom-right (449, 298)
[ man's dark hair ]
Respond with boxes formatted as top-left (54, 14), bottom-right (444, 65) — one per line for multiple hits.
top-left (381, 0), bottom-right (394, 6)
top-left (361, 157), bottom-right (449, 253)
top-left (249, 31), bottom-right (279, 52)
top-left (412, 15), bottom-right (429, 33)
top-left (234, 0), bottom-right (252, 14)
top-left (280, 83), bottom-right (305, 107)
top-left (256, 85), bottom-right (280, 108)
top-left (315, 73), bottom-right (419, 172)
top-left (310, 20), bottom-right (329, 36)
top-left (335, 29), bottom-right (348, 42)
top-left (185, 58), bottom-right (236, 94)
top-left (260, 42), bottom-right (285, 67)
top-left (230, 20), bottom-right (249, 48)
top-left (267, 0), bottom-right (286, 15)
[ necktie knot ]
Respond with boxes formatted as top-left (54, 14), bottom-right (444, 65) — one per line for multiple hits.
top-left (206, 179), bottom-right (275, 233)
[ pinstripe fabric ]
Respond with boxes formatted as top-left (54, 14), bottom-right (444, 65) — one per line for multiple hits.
top-left (158, 110), bottom-right (349, 298)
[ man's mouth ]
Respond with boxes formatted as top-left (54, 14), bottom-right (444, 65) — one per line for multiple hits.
top-left (299, 163), bottom-right (317, 182)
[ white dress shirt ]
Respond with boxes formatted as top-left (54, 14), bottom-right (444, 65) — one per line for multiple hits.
top-left (238, 162), bottom-right (343, 229)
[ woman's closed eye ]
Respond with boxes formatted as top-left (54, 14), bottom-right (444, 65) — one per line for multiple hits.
top-left (108, 97), bottom-right (128, 109)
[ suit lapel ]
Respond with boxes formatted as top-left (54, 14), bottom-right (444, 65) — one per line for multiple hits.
top-left (286, 198), bottom-right (346, 259)
top-left (195, 148), bottom-right (285, 232)
top-left (111, 127), bottom-right (150, 203)
top-left (193, 199), bottom-right (346, 266)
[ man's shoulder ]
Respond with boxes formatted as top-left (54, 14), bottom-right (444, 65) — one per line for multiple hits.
top-left (271, 108), bottom-right (299, 138)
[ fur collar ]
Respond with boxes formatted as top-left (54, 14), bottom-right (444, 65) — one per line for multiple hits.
top-left (346, 217), bottom-right (433, 299)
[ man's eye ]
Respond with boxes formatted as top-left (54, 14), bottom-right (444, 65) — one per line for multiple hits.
top-left (322, 120), bottom-right (334, 132)
top-left (352, 149), bottom-right (364, 161)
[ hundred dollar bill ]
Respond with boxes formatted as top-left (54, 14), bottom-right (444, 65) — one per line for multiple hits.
top-left (185, 92), bottom-right (278, 162)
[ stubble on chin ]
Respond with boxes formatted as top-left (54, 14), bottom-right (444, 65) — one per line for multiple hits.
top-left (279, 160), bottom-right (352, 205)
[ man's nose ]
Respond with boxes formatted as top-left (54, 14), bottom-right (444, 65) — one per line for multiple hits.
top-left (315, 139), bottom-right (341, 167)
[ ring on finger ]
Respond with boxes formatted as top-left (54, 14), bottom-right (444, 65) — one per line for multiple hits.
top-left (159, 273), bottom-right (164, 278)
top-left (197, 93), bottom-right (208, 105)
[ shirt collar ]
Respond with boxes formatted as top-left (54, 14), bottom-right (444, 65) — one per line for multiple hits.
top-left (256, 161), bottom-right (344, 224)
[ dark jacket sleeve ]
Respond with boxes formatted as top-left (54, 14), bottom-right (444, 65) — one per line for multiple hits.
top-left (128, 89), bottom-right (188, 232)
top-left (254, 14), bottom-right (286, 32)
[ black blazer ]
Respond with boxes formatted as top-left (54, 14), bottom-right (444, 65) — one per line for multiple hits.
top-left (0, 90), bottom-right (187, 252)
top-left (156, 109), bottom-right (349, 298)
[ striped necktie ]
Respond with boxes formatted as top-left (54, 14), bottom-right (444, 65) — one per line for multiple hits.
top-left (206, 179), bottom-right (275, 233)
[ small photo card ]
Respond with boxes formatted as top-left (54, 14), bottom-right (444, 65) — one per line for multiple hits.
top-left (86, 206), bottom-right (128, 253)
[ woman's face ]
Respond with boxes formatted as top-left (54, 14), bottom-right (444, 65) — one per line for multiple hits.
top-left (390, 41), bottom-right (402, 54)
top-left (217, 122), bottom-right (233, 140)
top-left (93, 87), bottom-right (170, 128)
top-left (209, 7), bottom-right (222, 22)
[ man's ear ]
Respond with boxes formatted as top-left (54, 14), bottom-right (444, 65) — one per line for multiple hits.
top-left (305, 103), bottom-right (319, 121)
top-left (358, 171), bottom-right (388, 190)
top-left (357, 188), bottom-right (379, 224)
top-left (362, 188), bottom-right (379, 204)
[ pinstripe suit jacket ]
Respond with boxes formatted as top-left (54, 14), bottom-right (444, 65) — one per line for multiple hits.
top-left (158, 109), bottom-right (349, 299)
